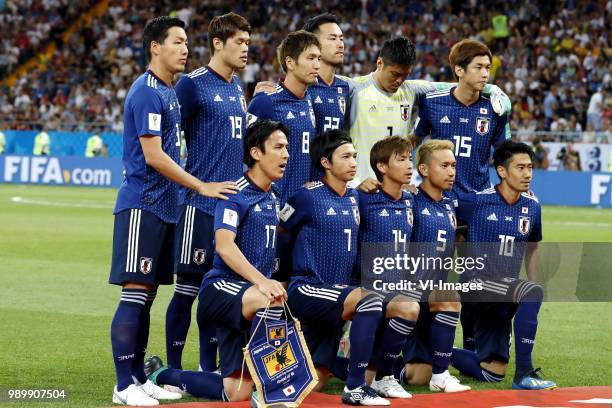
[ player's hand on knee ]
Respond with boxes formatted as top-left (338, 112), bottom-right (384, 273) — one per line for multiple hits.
top-left (254, 81), bottom-right (276, 95)
top-left (197, 181), bottom-right (238, 199)
top-left (357, 177), bottom-right (380, 193)
top-left (256, 278), bottom-right (288, 301)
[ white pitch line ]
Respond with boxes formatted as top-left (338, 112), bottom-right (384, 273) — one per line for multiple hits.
top-left (10, 196), bottom-right (113, 209)
top-left (546, 221), bottom-right (612, 228)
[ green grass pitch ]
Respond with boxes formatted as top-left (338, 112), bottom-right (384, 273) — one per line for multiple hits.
top-left (0, 184), bottom-right (610, 407)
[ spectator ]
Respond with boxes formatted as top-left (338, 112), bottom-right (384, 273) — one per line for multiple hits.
top-left (532, 138), bottom-right (549, 169)
top-left (85, 132), bottom-right (103, 157)
top-left (543, 86), bottom-right (559, 130)
top-left (587, 87), bottom-right (605, 132)
top-left (563, 143), bottom-right (582, 171)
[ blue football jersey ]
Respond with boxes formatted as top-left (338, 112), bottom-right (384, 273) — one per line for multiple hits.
top-left (176, 66), bottom-right (247, 215)
top-left (310, 75), bottom-right (350, 135)
top-left (280, 181), bottom-right (360, 288)
top-left (410, 188), bottom-right (457, 280)
top-left (247, 82), bottom-right (317, 205)
top-left (415, 87), bottom-right (509, 195)
top-left (358, 189), bottom-right (414, 245)
top-left (456, 186), bottom-right (542, 281)
top-left (204, 175), bottom-right (281, 284)
top-left (114, 70), bottom-right (181, 223)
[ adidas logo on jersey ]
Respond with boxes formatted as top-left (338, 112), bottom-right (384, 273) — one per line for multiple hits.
top-left (379, 209), bottom-right (389, 217)
top-left (254, 204), bottom-right (262, 212)
top-left (286, 111), bottom-right (295, 119)
top-left (487, 213), bottom-right (498, 221)
top-left (421, 208), bottom-right (431, 216)
top-left (214, 94), bottom-right (223, 102)
top-left (327, 207), bottom-right (337, 216)
top-left (440, 115), bottom-right (451, 124)
top-left (369, 105), bottom-right (377, 112)
top-left (314, 96), bottom-right (323, 104)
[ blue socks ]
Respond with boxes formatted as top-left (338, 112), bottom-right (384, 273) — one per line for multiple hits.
top-left (346, 295), bottom-right (383, 389)
top-left (199, 322), bottom-right (218, 372)
top-left (165, 280), bottom-right (199, 369)
top-left (376, 317), bottom-right (415, 379)
top-left (250, 307), bottom-right (284, 338)
top-left (451, 348), bottom-right (504, 382)
top-left (514, 282), bottom-right (543, 378)
top-left (460, 306), bottom-right (476, 351)
top-left (430, 311), bottom-right (459, 374)
top-left (110, 288), bottom-right (148, 391)
top-left (132, 290), bottom-right (156, 384)
top-left (157, 368), bottom-right (224, 399)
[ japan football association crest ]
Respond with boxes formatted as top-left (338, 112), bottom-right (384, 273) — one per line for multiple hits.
top-left (266, 322), bottom-right (287, 348)
top-left (406, 208), bottom-right (413, 227)
top-left (309, 107), bottom-right (316, 128)
top-left (193, 248), bottom-right (207, 265)
top-left (519, 216), bottom-right (531, 235)
top-left (240, 95), bottom-right (247, 113)
top-left (338, 96), bottom-right (346, 114)
top-left (139, 257), bottom-right (153, 274)
top-left (352, 206), bottom-right (360, 225)
top-left (448, 212), bottom-right (457, 229)
top-left (400, 104), bottom-right (411, 121)
top-left (476, 116), bottom-right (490, 135)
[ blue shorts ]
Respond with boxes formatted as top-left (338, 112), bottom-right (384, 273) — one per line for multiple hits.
top-left (288, 283), bottom-right (355, 370)
top-left (460, 301), bottom-right (516, 363)
top-left (109, 209), bottom-right (175, 286)
top-left (272, 232), bottom-right (292, 282)
top-left (174, 206), bottom-right (214, 275)
top-left (197, 278), bottom-right (251, 378)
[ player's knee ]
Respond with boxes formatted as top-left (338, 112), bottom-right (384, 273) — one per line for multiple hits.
top-left (387, 296), bottom-right (419, 320)
top-left (404, 363), bottom-right (432, 386)
top-left (123, 281), bottom-right (156, 291)
top-left (479, 362), bottom-right (507, 383)
top-left (223, 377), bottom-right (253, 402)
top-left (429, 300), bottom-right (461, 313)
top-left (314, 366), bottom-right (330, 391)
top-left (515, 281), bottom-right (543, 303)
top-left (355, 293), bottom-right (383, 318)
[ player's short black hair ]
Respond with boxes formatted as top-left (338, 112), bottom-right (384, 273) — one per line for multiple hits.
top-left (310, 129), bottom-right (353, 172)
top-left (302, 13), bottom-right (340, 33)
top-left (243, 120), bottom-right (289, 168)
top-left (142, 16), bottom-right (185, 63)
top-left (277, 30), bottom-right (321, 73)
top-left (208, 12), bottom-right (251, 55)
top-left (493, 140), bottom-right (535, 176)
top-left (379, 37), bottom-right (416, 68)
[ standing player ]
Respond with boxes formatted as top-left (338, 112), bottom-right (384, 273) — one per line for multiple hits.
top-left (166, 12), bottom-right (250, 376)
top-left (358, 136), bottom-right (418, 399)
top-left (397, 140), bottom-right (471, 393)
top-left (451, 141), bottom-right (557, 390)
top-left (302, 14), bottom-right (349, 136)
top-left (281, 129), bottom-right (390, 406)
top-left (347, 37), bottom-right (511, 186)
top-left (146, 120), bottom-right (290, 402)
top-left (108, 17), bottom-right (235, 406)
top-left (412, 39), bottom-right (510, 196)
top-left (247, 30), bottom-right (320, 206)
top-left (412, 38), bottom-right (511, 353)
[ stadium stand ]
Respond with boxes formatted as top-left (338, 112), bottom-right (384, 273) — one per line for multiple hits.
top-left (0, 0), bottom-right (610, 139)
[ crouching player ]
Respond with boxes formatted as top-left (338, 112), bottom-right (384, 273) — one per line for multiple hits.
top-left (358, 136), bottom-right (419, 399)
top-left (451, 140), bottom-right (557, 390)
top-left (145, 120), bottom-right (290, 401)
top-left (397, 140), bottom-right (471, 393)
top-left (281, 130), bottom-right (390, 406)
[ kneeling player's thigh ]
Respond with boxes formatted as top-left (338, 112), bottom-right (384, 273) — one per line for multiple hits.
top-left (403, 362), bottom-right (432, 386)
top-left (402, 303), bottom-right (432, 366)
top-left (198, 280), bottom-right (251, 331)
top-left (223, 376), bottom-right (253, 402)
top-left (175, 206), bottom-right (215, 274)
top-left (385, 293), bottom-right (420, 320)
top-left (474, 310), bottom-right (512, 365)
top-left (288, 284), bottom-right (353, 325)
top-left (109, 209), bottom-right (174, 286)
top-left (217, 325), bottom-right (250, 380)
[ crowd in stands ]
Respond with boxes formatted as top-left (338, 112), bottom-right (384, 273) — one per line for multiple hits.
top-left (0, 0), bottom-right (610, 141)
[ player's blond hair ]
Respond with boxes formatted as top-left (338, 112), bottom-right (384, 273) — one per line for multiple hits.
top-left (416, 140), bottom-right (454, 168)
